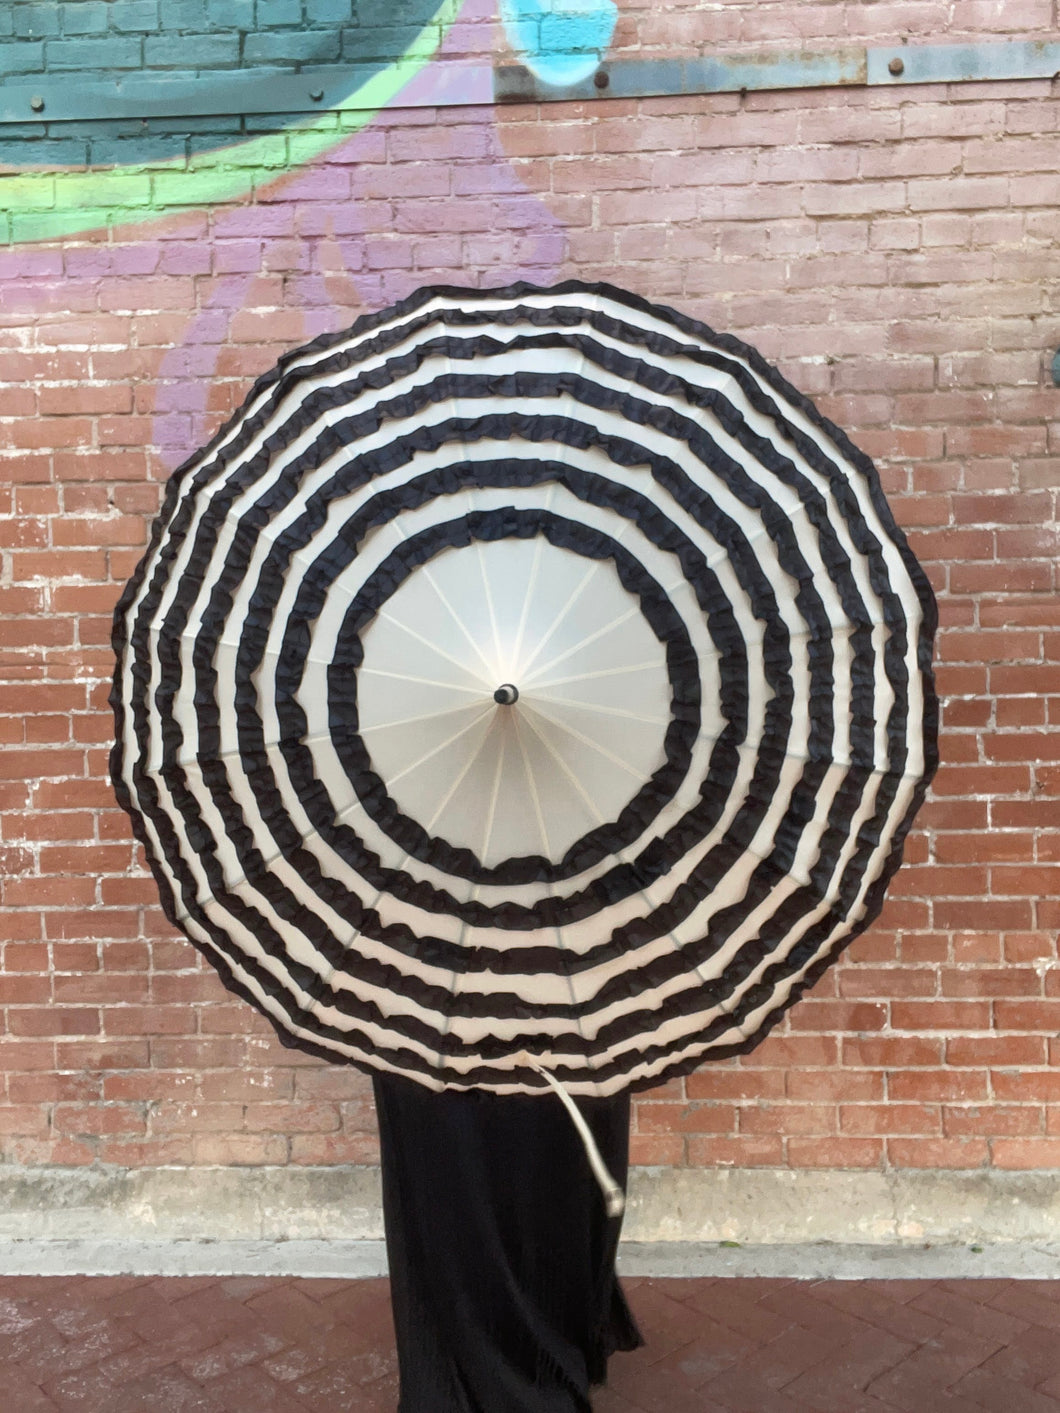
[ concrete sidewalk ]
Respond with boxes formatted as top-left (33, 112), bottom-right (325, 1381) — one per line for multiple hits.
top-left (4, 1272), bottom-right (1060, 1411)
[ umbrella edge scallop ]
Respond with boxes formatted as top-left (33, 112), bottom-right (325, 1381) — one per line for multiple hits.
top-left (111, 280), bottom-right (939, 1095)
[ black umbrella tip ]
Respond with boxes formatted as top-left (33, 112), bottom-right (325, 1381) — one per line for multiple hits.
top-left (494, 684), bottom-right (520, 705)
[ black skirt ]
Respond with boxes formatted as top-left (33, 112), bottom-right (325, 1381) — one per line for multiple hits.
top-left (373, 1073), bottom-right (643, 1413)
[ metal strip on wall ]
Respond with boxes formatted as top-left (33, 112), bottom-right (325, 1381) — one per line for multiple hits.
top-left (0, 40), bottom-right (1056, 125)
top-left (495, 40), bottom-right (1060, 105)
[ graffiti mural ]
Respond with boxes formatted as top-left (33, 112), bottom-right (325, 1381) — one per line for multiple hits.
top-left (499, 0), bottom-right (617, 84)
top-left (1, 0), bottom-right (617, 244)
top-left (1, 1), bottom-right (622, 468)
top-left (2, 0), bottom-right (463, 243)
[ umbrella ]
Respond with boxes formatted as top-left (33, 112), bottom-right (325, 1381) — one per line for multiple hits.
top-left (111, 280), bottom-right (938, 1099)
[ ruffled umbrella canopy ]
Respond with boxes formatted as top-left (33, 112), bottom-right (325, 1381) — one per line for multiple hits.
top-left (111, 281), bottom-right (937, 1097)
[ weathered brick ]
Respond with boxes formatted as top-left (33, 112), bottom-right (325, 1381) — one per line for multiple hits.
top-left (0, 16), bottom-right (1057, 1179)
top-left (45, 35), bottom-right (143, 67)
top-left (243, 28), bottom-right (342, 63)
top-left (143, 31), bottom-right (239, 66)
top-left (15, 4), bottom-right (60, 38)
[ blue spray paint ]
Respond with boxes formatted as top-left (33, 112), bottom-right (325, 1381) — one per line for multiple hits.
top-left (499, 0), bottom-right (617, 86)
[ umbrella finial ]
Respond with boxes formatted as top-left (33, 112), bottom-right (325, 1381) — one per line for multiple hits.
top-left (494, 684), bottom-right (520, 705)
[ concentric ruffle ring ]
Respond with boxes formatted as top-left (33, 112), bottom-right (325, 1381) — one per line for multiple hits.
top-left (111, 281), bottom-right (938, 1095)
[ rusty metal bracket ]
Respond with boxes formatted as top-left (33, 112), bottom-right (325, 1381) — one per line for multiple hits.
top-left (494, 39), bottom-right (1060, 105)
top-left (867, 39), bottom-right (1060, 86)
top-left (495, 48), bottom-right (867, 103)
top-left (0, 40), bottom-right (1057, 125)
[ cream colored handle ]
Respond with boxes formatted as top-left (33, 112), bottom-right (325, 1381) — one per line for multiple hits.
top-left (517, 1052), bottom-right (626, 1218)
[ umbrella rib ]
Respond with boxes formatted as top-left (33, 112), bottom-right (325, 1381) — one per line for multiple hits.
top-left (511, 728), bottom-right (671, 1051)
top-left (510, 714), bottom-right (555, 857)
top-left (520, 606), bottom-right (642, 687)
top-left (532, 661), bottom-right (660, 690)
top-left (385, 703), bottom-right (494, 789)
top-left (476, 539), bottom-right (503, 674)
top-left (358, 668), bottom-right (484, 694)
top-left (479, 722), bottom-right (508, 864)
top-left (418, 566), bottom-right (496, 680)
top-left (527, 698), bottom-right (670, 727)
top-left (360, 700), bottom-right (488, 733)
top-left (425, 714), bottom-right (499, 834)
top-left (433, 910), bottom-right (469, 1079)
top-left (515, 559), bottom-right (600, 681)
top-left (519, 703), bottom-right (647, 781)
top-left (375, 608), bottom-right (488, 686)
top-left (511, 501), bottom-right (550, 671)
top-left (516, 709), bottom-right (607, 826)
top-left (390, 516), bottom-right (495, 680)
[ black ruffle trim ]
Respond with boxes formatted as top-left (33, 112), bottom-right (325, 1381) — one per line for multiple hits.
top-left (109, 279), bottom-right (939, 1092)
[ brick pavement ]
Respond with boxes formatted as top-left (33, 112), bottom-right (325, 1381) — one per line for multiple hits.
top-left (2, 1273), bottom-right (1060, 1411)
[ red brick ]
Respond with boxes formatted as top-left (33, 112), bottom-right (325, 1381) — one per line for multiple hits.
top-left (637, 1102), bottom-right (737, 1135)
top-left (995, 1001), bottom-right (1060, 1031)
top-left (684, 1069), bottom-right (785, 1101)
top-left (787, 1001), bottom-right (887, 1032)
top-left (8, 1007), bottom-right (100, 1037)
top-left (918, 799), bottom-right (988, 831)
top-left (889, 1071), bottom-right (990, 1103)
top-left (990, 866), bottom-right (1060, 896)
top-left (38, 384), bottom-right (132, 416)
top-left (841, 1104), bottom-right (941, 1136)
top-left (929, 764), bottom-right (1032, 797)
top-left (993, 1071), bottom-right (1060, 1103)
top-left (191, 1135), bottom-right (289, 1165)
top-left (740, 1035), bottom-right (839, 1068)
top-left (686, 1136), bottom-right (784, 1165)
top-left (39, 844), bottom-right (133, 875)
top-left (102, 1006), bottom-right (191, 1037)
top-left (0, 1040), bottom-right (55, 1071)
top-left (891, 1001), bottom-right (993, 1031)
top-left (934, 899), bottom-right (1034, 930)
top-left (875, 926), bottom-right (930, 965)
top-left (946, 1105), bottom-right (1042, 1137)
top-left (993, 1139), bottom-right (1060, 1169)
top-left (243, 1102), bottom-right (339, 1134)
top-left (292, 1068), bottom-right (371, 1102)
top-left (0, 1106), bottom-right (50, 1136)
top-left (104, 1071), bottom-right (196, 1102)
top-left (52, 1103), bottom-right (146, 1138)
top-left (0, 975), bottom-right (51, 1004)
top-left (886, 1138), bottom-right (991, 1167)
top-left (787, 1136), bottom-right (884, 1168)
top-left (151, 1102), bottom-right (244, 1135)
top-left (934, 832), bottom-right (1034, 865)
top-left (941, 967), bottom-right (1041, 998)
top-left (629, 1134), bottom-right (685, 1166)
top-left (741, 1103), bottom-right (833, 1135)
top-left (838, 968), bottom-right (935, 998)
top-left (947, 1036), bottom-right (1047, 1066)
top-left (290, 1132), bottom-right (382, 1164)
top-left (786, 1070), bottom-right (883, 1101)
top-left (1003, 933), bottom-right (1056, 963)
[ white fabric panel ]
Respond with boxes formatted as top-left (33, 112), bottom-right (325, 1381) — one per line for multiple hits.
top-left (112, 283), bottom-right (936, 1095)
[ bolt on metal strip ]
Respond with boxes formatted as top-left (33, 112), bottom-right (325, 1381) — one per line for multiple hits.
top-left (0, 40), bottom-right (1057, 125)
top-left (494, 39), bottom-right (1060, 105)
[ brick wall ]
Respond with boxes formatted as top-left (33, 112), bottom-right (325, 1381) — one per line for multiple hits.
top-left (1, 0), bottom-right (1059, 1175)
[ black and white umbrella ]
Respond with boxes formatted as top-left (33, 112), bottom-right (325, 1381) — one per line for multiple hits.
top-left (112, 281), bottom-right (938, 1098)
